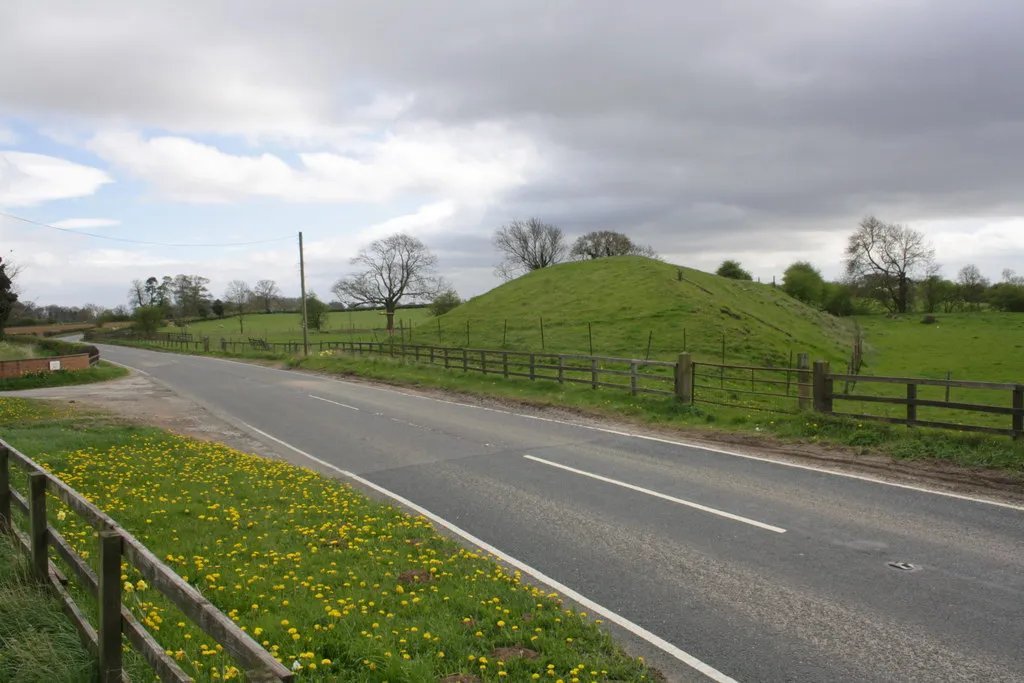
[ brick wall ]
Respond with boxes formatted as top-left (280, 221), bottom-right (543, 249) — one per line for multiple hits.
top-left (0, 354), bottom-right (91, 379)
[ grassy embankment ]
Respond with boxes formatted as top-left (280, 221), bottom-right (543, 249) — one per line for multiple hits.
top-left (0, 337), bottom-right (128, 391)
top-left (0, 397), bottom-right (652, 682)
top-left (101, 257), bottom-right (1024, 473)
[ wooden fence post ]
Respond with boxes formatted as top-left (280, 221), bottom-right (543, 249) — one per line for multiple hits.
top-left (503, 352), bottom-right (509, 378)
top-left (462, 349), bottom-right (468, 373)
top-left (812, 361), bottom-right (833, 414)
top-left (430, 347), bottom-right (435, 365)
top-left (98, 529), bottom-right (124, 682)
top-left (529, 353), bottom-right (536, 380)
top-left (28, 472), bottom-right (48, 581)
top-left (480, 351), bottom-right (487, 375)
top-left (797, 353), bottom-right (811, 411)
top-left (675, 353), bottom-right (693, 402)
top-left (0, 445), bottom-right (10, 532)
top-left (630, 362), bottom-right (638, 396)
top-left (203, 336), bottom-right (210, 352)
top-left (558, 356), bottom-right (565, 384)
top-left (1013, 385), bottom-right (1023, 442)
top-left (906, 384), bottom-right (918, 428)
top-left (443, 347), bottom-right (450, 369)
top-left (591, 359), bottom-right (598, 389)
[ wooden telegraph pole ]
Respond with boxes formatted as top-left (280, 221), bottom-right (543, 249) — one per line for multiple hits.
top-left (299, 232), bottom-right (310, 356)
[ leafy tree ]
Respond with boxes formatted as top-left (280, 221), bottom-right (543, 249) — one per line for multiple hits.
top-left (716, 260), bottom-right (753, 281)
top-left (956, 264), bottom-right (989, 310)
top-left (224, 280), bottom-right (252, 334)
top-left (918, 274), bottom-right (961, 314)
top-left (844, 216), bottom-right (935, 313)
top-left (132, 306), bottom-right (164, 337)
top-left (493, 218), bottom-right (567, 281)
top-left (782, 261), bottom-right (825, 306)
top-left (253, 279), bottom-right (280, 314)
top-left (332, 233), bottom-right (442, 331)
top-left (569, 231), bottom-right (657, 260)
top-left (0, 257), bottom-right (19, 338)
top-left (428, 289), bottom-right (462, 316)
top-left (305, 293), bottom-right (330, 331)
top-left (988, 283), bottom-right (1024, 312)
top-left (211, 299), bottom-right (225, 318)
top-left (822, 282), bottom-right (855, 317)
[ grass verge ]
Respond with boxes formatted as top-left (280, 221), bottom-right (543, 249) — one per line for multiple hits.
top-left (0, 531), bottom-right (98, 683)
top-left (0, 363), bottom-right (129, 392)
top-left (1, 397), bottom-right (652, 682)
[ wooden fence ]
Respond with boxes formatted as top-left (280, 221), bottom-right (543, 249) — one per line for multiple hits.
top-left (815, 361), bottom-right (1024, 439)
top-left (325, 340), bottom-right (683, 397)
top-left (0, 440), bottom-right (294, 683)
top-left (689, 353), bottom-right (813, 414)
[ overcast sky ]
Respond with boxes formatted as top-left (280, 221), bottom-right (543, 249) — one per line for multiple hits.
top-left (2, 0), bottom-right (1023, 308)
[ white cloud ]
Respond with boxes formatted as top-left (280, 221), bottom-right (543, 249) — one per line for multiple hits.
top-left (51, 218), bottom-right (121, 229)
top-left (0, 151), bottom-right (112, 207)
top-left (0, 127), bottom-right (16, 145)
top-left (86, 126), bottom-right (540, 205)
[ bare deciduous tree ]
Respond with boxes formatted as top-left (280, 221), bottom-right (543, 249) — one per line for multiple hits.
top-left (493, 218), bottom-right (567, 281)
top-left (224, 280), bottom-right (252, 334)
top-left (253, 279), bottom-right (280, 314)
top-left (844, 216), bottom-right (935, 314)
top-left (128, 279), bottom-right (147, 309)
top-left (569, 230), bottom-right (658, 260)
top-left (331, 233), bottom-right (441, 331)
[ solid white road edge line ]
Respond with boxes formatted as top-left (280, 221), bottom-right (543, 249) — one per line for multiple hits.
top-left (524, 455), bottom-right (787, 534)
top-left (309, 394), bottom-right (360, 411)
top-left (105, 348), bottom-right (1024, 513)
top-left (240, 421), bottom-right (740, 683)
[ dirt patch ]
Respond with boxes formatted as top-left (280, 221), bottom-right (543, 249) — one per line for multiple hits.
top-left (397, 569), bottom-right (433, 585)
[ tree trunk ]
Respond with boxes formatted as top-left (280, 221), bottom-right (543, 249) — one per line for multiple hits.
top-left (238, 313), bottom-right (244, 334)
top-left (386, 309), bottom-right (395, 332)
top-left (898, 277), bottom-right (909, 313)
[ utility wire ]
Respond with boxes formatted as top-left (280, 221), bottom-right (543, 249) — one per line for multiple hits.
top-left (0, 210), bottom-right (295, 247)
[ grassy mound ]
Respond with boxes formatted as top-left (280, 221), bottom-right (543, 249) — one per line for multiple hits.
top-left (433, 257), bottom-right (853, 366)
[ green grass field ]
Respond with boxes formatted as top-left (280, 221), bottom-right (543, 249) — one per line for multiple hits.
top-left (856, 312), bottom-right (1024, 381)
top-left (1, 397), bottom-right (652, 682)
top-left (165, 308), bottom-right (432, 344)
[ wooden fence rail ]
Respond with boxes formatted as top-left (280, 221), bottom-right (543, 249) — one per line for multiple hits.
top-left (0, 440), bottom-right (294, 683)
top-left (315, 340), bottom-right (683, 398)
top-left (815, 361), bottom-right (1024, 440)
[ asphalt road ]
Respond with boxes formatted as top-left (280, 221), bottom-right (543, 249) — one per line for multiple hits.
top-left (97, 344), bottom-right (1024, 682)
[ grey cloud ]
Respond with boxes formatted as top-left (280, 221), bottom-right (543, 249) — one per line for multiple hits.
top-left (3, 0), bottom-right (1023, 284)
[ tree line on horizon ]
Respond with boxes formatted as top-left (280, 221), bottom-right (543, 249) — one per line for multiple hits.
top-left (3, 216), bottom-right (1022, 339)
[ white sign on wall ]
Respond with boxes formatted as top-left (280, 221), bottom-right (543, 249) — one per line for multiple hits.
top-left (49, 360), bottom-right (61, 371)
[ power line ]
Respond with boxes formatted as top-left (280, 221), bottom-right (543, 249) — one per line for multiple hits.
top-left (0, 210), bottom-right (295, 247)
